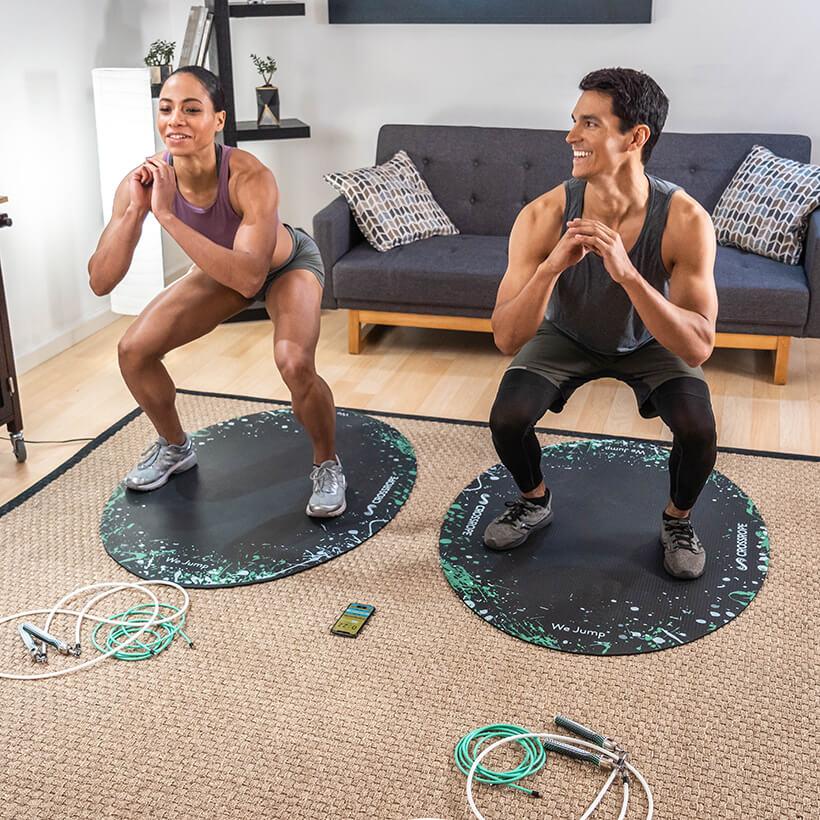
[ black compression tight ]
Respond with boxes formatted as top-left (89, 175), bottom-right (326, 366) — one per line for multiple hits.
top-left (489, 369), bottom-right (717, 511)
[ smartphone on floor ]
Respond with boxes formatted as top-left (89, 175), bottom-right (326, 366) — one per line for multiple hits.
top-left (331, 603), bottom-right (375, 637)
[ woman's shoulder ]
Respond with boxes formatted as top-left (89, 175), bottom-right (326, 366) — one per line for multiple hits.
top-left (225, 147), bottom-right (278, 213)
top-left (227, 147), bottom-right (274, 179)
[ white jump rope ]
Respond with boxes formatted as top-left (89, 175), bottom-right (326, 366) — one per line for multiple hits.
top-left (415, 716), bottom-right (653, 820)
top-left (465, 729), bottom-right (653, 820)
top-left (0, 580), bottom-right (190, 681)
top-left (5, 587), bottom-right (652, 818)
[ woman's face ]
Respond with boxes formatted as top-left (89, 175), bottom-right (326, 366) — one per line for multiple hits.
top-left (156, 73), bottom-right (225, 155)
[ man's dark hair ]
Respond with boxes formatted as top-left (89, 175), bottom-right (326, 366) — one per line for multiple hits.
top-left (579, 67), bottom-right (668, 164)
top-left (163, 65), bottom-right (226, 113)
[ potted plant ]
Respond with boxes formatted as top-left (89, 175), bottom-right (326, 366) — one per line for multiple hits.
top-left (251, 53), bottom-right (279, 127)
top-left (145, 39), bottom-right (176, 85)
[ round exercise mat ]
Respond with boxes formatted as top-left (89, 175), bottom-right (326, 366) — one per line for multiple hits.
top-left (439, 438), bottom-right (769, 655)
top-left (101, 409), bottom-right (416, 588)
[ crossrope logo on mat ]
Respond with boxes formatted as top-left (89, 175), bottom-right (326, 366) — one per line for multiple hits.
top-left (736, 522), bottom-right (748, 571)
top-left (463, 493), bottom-right (491, 537)
top-left (364, 473), bottom-right (398, 517)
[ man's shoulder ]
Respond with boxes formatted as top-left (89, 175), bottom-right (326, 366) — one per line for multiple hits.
top-left (664, 186), bottom-right (713, 232)
top-left (660, 185), bottom-right (716, 272)
top-left (520, 183), bottom-right (566, 230)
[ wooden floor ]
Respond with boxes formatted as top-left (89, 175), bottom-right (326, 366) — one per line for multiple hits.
top-left (1, 309), bottom-right (819, 506)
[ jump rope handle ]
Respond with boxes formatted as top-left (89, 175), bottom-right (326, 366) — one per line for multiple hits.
top-left (554, 714), bottom-right (617, 751)
top-left (543, 739), bottom-right (604, 767)
top-left (18, 624), bottom-right (46, 662)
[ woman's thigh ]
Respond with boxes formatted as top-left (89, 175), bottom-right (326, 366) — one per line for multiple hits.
top-left (122, 267), bottom-right (251, 356)
top-left (264, 268), bottom-right (323, 358)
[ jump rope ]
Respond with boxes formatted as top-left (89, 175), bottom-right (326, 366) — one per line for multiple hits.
top-left (0, 579), bottom-right (190, 681)
top-left (414, 716), bottom-right (653, 820)
top-left (3, 585), bottom-right (654, 817)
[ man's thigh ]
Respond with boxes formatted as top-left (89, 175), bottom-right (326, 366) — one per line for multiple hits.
top-left (507, 321), bottom-right (602, 408)
top-left (615, 341), bottom-right (707, 418)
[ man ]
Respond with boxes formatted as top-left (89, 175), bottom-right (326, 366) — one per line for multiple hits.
top-left (485, 67), bottom-right (718, 579)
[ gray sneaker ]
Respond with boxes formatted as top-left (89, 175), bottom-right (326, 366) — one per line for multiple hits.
top-left (661, 516), bottom-right (706, 579)
top-left (306, 457), bottom-right (347, 517)
top-left (483, 496), bottom-right (553, 551)
top-left (124, 435), bottom-right (197, 492)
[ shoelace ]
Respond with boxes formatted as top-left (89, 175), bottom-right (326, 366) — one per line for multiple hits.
top-left (137, 440), bottom-right (163, 469)
top-left (665, 518), bottom-right (699, 552)
top-left (310, 463), bottom-right (339, 495)
top-left (498, 499), bottom-right (535, 527)
top-left (138, 440), bottom-right (187, 470)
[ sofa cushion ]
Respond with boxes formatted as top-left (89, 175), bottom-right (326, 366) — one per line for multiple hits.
top-left (332, 234), bottom-right (507, 310)
top-left (714, 245), bottom-right (809, 327)
top-left (712, 145), bottom-right (820, 265)
top-left (323, 150), bottom-right (458, 252)
top-left (334, 237), bottom-right (809, 330)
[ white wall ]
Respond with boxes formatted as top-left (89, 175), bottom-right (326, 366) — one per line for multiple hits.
top-left (1, 0), bottom-right (818, 369)
top-left (0, 0), bottom-right (181, 371)
top-left (226, 0), bottom-right (820, 231)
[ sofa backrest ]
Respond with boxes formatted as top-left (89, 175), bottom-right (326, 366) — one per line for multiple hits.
top-left (376, 124), bottom-right (811, 237)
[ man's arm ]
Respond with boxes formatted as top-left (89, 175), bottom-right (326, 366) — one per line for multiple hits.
top-left (567, 192), bottom-right (718, 367)
top-left (149, 155), bottom-right (278, 299)
top-left (618, 194), bottom-right (717, 366)
top-left (492, 187), bottom-right (570, 355)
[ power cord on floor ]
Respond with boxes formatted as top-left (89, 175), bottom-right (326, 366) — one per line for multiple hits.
top-left (6, 435), bottom-right (95, 445)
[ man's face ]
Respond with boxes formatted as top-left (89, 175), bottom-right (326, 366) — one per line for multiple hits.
top-left (565, 90), bottom-right (640, 178)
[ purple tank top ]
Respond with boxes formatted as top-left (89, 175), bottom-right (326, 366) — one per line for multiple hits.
top-left (163, 144), bottom-right (242, 249)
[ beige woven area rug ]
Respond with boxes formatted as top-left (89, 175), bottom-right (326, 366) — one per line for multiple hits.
top-left (0, 390), bottom-right (817, 820)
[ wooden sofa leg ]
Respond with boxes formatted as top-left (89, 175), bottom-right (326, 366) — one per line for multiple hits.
top-left (773, 336), bottom-right (791, 385)
top-left (348, 310), bottom-right (362, 354)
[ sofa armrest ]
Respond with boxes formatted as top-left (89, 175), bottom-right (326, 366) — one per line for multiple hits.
top-left (312, 196), bottom-right (362, 309)
top-left (804, 208), bottom-right (820, 337)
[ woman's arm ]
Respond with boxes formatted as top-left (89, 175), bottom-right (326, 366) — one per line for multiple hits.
top-left (146, 155), bottom-right (279, 299)
top-left (87, 164), bottom-right (153, 296)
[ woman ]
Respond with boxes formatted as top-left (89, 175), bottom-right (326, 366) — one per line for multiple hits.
top-left (88, 66), bottom-right (346, 518)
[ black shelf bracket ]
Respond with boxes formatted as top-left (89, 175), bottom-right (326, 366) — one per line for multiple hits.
top-left (206, 0), bottom-right (238, 145)
top-left (205, 0), bottom-right (310, 147)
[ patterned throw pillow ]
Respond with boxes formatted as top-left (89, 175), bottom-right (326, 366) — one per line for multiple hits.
top-left (324, 150), bottom-right (459, 252)
top-left (712, 144), bottom-right (820, 265)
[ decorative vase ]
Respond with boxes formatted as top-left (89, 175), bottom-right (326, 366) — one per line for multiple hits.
top-left (149, 64), bottom-right (172, 85)
top-left (256, 86), bottom-right (280, 127)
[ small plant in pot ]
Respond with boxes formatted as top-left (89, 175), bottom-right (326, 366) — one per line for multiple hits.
top-left (251, 53), bottom-right (280, 127)
top-left (145, 39), bottom-right (176, 85)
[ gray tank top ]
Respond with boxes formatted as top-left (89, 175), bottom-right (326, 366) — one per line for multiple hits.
top-left (546, 174), bottom-right (681, 355)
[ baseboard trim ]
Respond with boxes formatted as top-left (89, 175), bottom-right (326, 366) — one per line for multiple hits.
top-left (15, 309), bottom-right (119, 374)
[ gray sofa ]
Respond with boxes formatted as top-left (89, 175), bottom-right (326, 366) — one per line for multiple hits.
top-left (313, 124), bottom-right (819, 383)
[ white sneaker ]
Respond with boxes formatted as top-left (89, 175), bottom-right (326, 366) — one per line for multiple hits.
top-left (124, 435), bottom-right (197, 492)
top-left (306, 456), bottom-right (347, 517)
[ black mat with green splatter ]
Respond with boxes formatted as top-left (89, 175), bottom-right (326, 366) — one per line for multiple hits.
top-left (101, 408), bottom-right (416, 588)
top-left (440, 438), bottom-right (768, 655)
